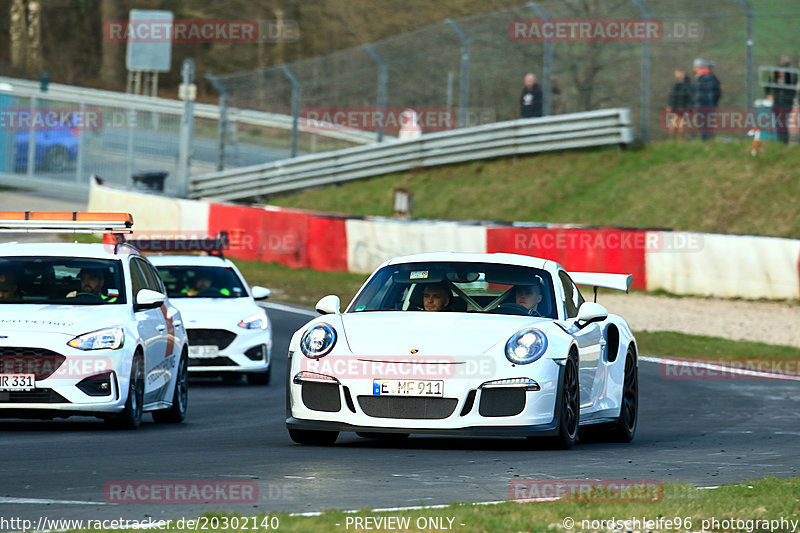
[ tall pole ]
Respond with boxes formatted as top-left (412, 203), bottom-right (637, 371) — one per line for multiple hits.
top-left (631, 0), bottom-right (651, 143)
top-left (364, 44), bottom-right (387, 143)
top-left (734, 0), bottom-right (754, 107)
top-left (446, 19), bottom-right (471, 128)
top-left (527, 2), bottom-right (553, 116)
top-left (280, 65), bottom-right (301, 158)
top-left (177, 58), bottom-right (195, 197)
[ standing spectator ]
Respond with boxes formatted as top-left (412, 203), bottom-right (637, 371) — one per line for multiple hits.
top-left (520, 73), bottom-right (543, 118)
top-left (667, 69), bottom-right (692, 140)
top-left (765, 55), bottom-right (798, 144)
top-left (691, 58), bottom-right (722, 141)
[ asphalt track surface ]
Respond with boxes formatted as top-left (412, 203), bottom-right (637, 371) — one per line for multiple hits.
top-left (1, 303), bottom-right (800, 524)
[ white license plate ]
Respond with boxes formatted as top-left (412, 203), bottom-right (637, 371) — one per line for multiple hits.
top-left (189, 345), bottom-right (219, 358)
top-left (0, 374), bottom-right (35, 391)
top-left (373, 379), bottom-right (443, 397)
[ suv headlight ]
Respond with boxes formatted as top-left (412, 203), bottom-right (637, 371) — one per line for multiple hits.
top-left (505, 328), bottom-right (547, 365)
top-left (300, 323), bottom-right (337, 359)
top-left (238, 312), bottom-right (269, 330)
top-left (67, 327), bottom-right (124, 351)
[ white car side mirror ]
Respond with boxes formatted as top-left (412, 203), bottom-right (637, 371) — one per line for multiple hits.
top-left (316, 295), bottom-right (341, 315)
top-left (251, 286), bottom-right (271, 300)
top-left (135, 289), bottom-right (166, 311)
top-left (576, 302), bottom-right (608, 327)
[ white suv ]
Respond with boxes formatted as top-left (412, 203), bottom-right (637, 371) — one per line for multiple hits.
top-left (0, 219), bottom-right (188, 429)
top-left (148, 255), bottom-right (272, 385)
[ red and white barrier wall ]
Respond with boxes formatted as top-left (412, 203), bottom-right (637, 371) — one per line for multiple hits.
top-left (89, 180), bottom-right (800, 300)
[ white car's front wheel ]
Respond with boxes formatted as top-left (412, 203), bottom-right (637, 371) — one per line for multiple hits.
top-left (153, 351), bottom-right (188, 423)
top-left (108, 353), bottom-right (144, 430)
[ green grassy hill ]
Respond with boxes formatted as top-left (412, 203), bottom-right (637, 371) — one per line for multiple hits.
top-left (268, 141), bottom-right (800, 239)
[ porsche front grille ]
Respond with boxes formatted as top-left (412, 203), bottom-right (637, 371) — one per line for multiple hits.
top-left (357, 396), bottom-right (458, 420)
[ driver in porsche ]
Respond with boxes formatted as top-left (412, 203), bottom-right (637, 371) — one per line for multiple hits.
top-left (514, 283), bottom-right (543, 316)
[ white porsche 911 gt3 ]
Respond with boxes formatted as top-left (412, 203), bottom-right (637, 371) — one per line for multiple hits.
top-left (286, 252), bottom-right (638, 448)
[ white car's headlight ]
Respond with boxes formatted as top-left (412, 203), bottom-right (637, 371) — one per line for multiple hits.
top-left (505, 328), bottom-right (547, 365)
top-left (67, 327), bottom-right (124, 351)
top-left (300, 323), bottom-right (337, 359)
top-left (238, 312), bottom-right (269, 330)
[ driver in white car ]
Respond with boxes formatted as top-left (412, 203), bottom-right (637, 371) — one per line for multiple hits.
top-left (66, 268), bottom-right (117, 302)
top-left (514, 284), bottom-right (543, 316)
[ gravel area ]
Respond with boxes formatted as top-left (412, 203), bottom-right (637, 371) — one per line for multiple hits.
top-left (600, 292), bottom-right (800, 348)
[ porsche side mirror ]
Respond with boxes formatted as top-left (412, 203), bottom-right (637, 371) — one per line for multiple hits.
top-left (315, 295), bottom-right (341, 315)
top-left (576, 302), bottom-right (608, 328)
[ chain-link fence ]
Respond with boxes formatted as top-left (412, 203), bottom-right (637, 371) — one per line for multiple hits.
top-left (0, 90), bottom-right (218, 197)
top-left (207, 0), bottom-right (800, 154)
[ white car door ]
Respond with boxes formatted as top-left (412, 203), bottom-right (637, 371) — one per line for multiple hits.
top-left (558, 270), bottom-right (602, 411)
top-left (130, 258), bottom-right (170, 405)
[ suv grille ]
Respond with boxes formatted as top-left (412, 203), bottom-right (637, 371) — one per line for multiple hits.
top-left (186, 329), bottom-right (236, 350)
top-left (0, 348), bottom-right (66, 380)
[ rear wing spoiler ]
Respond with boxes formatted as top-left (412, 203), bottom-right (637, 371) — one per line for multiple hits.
top-left (570, 272), bottom-right (633, 293)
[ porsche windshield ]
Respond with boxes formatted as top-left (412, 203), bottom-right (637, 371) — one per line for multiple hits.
top-left (0, 257), bottom-right (126, 305)
top-left (348, 262), bottom-right (557, 318)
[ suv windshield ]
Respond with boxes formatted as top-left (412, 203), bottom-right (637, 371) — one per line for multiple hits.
top-left (347, 262), bottom-right (557, 318)
top-left (155, 265), bottom-right (247, 299)
top-left (0, 257), bottom-right (126, 305)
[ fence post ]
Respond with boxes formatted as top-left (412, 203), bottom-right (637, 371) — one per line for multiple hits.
top-left (75, 101), bottom-right (85, 183)
top-left (733, 0), bottom-right (754, 107)
top-left (280, 65), bottom-right (301, 157)
top-left (26, 96), bottom-right (37, 178)
top-left (631, 0), bottom-right (651, 144)
top-left (446, 18), bottom-right (470, 128)
top-left (363, 44), bottom-right (387, 143)
top-left (205, 73), bottom-right (229, 171)
top-left (177, 58), bottom-right (196, 198)
top-left (527, 2), bottom-right (553, 117)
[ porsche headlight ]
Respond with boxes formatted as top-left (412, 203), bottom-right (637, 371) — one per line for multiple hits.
top-left (67, 327), bottom-right (124, 351)
top-left (505, 328), bottom-right (547, 365)
top-left (238, 312), bottom-right (269, 330)
top-left (300, 323), bottom-right (337, 359)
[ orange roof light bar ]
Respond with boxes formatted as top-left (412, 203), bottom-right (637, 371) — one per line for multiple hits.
top-left (0, 211), bottom-right (134, 233)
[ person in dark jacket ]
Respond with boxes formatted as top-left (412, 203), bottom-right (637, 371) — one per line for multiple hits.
top-left (520, 73), bottom-right (543, 118)
top-left (765, 55), bottom-right (798, 144)
top-left (667, 69), bottom-right (692, 140)
top-left (691, 58), bottom-right (722, 140)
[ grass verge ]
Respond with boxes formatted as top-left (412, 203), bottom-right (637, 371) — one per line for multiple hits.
top-left (267, 141), bottom-right (800, 239)
top-left (71, 476), bottom-right (800, 532)
top-left (635, 331), bottom-right (800, 361)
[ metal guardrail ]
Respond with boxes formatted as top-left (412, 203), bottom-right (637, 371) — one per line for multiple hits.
top-left (0, 77), bottom-right (379, 145)
top-left (190, 108), bottom-right (633, 201)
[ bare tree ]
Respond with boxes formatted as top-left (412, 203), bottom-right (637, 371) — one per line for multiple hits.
top-left (100, 0), bottom-right (122, 87)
